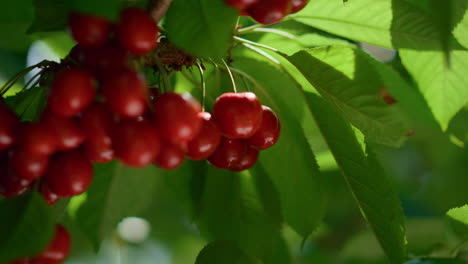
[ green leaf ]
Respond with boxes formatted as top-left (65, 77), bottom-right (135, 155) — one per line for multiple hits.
top-left (27, 0), bottom-right (69, 34)
top-left (453, 1), bottom-right (468, 49)
top-left (0, 0), bottom-right (34, 52)
top-left (302, 93), bottom-right (407, 264)
top-left (404, 258), bottom-right (467, 264)
top-left (400, 49), bottom-right (468, 129)
top-left (447, 106), bottom-right (468, 145)
top-left (0, 192), bottom-right (55, 262)
top-left (75, 162), bottom-right (158, 250)
top-left (69, 0), bottom-right (121, 21)
top-left (288, 46), bottom-right (410, 147)
top-left (446, 204), bottom-right (468, 239)
top-left (5, 86), bottom-right (47, 121)
top-left (293, 0), bottom-right (441, 49)
top-left (195, 241), bottom-right (262, 264)
top-left (164, 0), bottom-right (238, 59)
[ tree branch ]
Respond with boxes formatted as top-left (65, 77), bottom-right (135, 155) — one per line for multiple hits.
top-left (148, 0), bottom-right (173, 23)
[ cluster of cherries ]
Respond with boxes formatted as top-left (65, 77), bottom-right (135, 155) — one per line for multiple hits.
top-left (9, 224), bottom-right (70, 264)
top-left (225, 0), bottom-right (309, 24)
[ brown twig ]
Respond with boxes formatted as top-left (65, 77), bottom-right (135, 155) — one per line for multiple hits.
top-left (148, 0), bottom-right (173, 23)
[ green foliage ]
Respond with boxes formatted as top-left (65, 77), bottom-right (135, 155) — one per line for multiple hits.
top-left (446, 205), bottom-right (468, 239)
top-left (404, 259), bottom-right (467, 264)
top-left (195, 241), bottom-right (262, 264)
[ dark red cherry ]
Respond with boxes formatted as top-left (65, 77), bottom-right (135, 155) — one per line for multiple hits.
top-left (18, 122), bottom-right (58, 156)
top-left (247, 106), bottom-right (280, 150)
top-left (224, 0), bottom-right (259, 11)
top-left (154, 142), bottom-right (185, 170)
top-left (153, 93), bottom-right (202, 148)
top-left (208, 137), bottom-right (246, 169)
top-left (83, 43), bottom-right (130, 79)
top-left (43, 113), bottom-right (86, 151)
top-left (113, 120), bottom-right (160, 167)
top-left (291, 0), bottom-right (309, 13)
top-left (48, 68), bottom-right (96, 117)
top-left (40, 182), bottom-right (60, 205)
top-left (102, 68), bottom-right (149, 119)
top-left (186, 112), bottom-right (221, 160)
top-left (45, 150), bottom-right (93, 197)
top-left (247, 0), bottom-right (290, 24)
top-left (213, 92), bottom-right (263, 139)
top-left (230, 146), bottom-right (259, 171)
top-left (80, 104), bottom-right (114, 163)
top-left (0, 154), bottom-right (32, 198)
top-left (0, 103), bottom-right (19, 151)
top-left (31, 225), bottom-right (70, 264)
top-left (69, 12), bottom-right (110, 48)
top-left (116, 7), bottom-right (159, 55)
top-left (9, 149), bottom-right (49, 181)
top-left (68, 45), bottom-right (87, 64)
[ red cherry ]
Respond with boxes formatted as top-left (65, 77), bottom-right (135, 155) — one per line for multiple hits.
top-left (9, 149), bottom-right (49, 181)
top-left (153, 92), bottom-right (202, 148)
top-left (31, 225), bottom-right (71, 264)
top-left (247, 106), bottom-right (280, 150)
top-left (208, 137), bottom-right (246, 169)
top-left (48, 68), bottom-right (96, 117)
top-left (230, 146), bottom-right (259, 171)
top-left (154, 142), bottom-right (185, 170)
top-left (69, 12), bottom-right (110, 48)
top-left (213, 92), bottom-right (263, 139)
top-left (40, 182), bottom-right (60, 205)
top-left (291, 0), bottom-right (309, 13)
top-left (9, 258), bottom-right (30, 264)
top-left (43, 114), bottom-right (86, 151)
top-left (83, 43), bottom-right (130, 79)
top-left (102, 68), bottom-right (149, 119)
top-left (45, 150), bottom-right (93, 197)
top-left (18, 122), bottom-right (58, 156)
top-left (116, 7), bottom-right (159, 55)
top-left (224, 0), bottom-right (259, 11)
top-left (80, 104), bottom-right (114, 163)
top-left (247, 0), bottom-right (290, 24)
top-left (186, 112), bottom-right (221, 160)
top-left (0, 104), bottom-right (19, 151)
top-left (0, 154), bottom-right (32, 198)
top-left (68, 45), bottom-right (87, 64)
top-left (113, 120), bottom-right (160, 167)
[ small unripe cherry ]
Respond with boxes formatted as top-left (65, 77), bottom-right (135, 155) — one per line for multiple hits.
top-left (230, 146), bottom-right (259, 171)
top-left (208, 137), bottom-right (246, 169)
top-left (247, 106), bottom-right (281, 150)
top-left (117, 7), bottom-right (159, 55)
top-left (186, 112), bottom-right (221, 160)
top-left (31, 225), bottom-right (71, 264)
top-left (154, 142), bottom-right (185, 170)
top-left (69, 12), bottom-right (110, 48)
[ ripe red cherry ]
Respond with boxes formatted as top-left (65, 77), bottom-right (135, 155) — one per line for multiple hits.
top-left (154, 142), bottom-right (185, 170)
top-left (186, 112), bottom-right (221, 160)
top-left (291, 0), bottom-right (309, 13)
top-left (69, 12), bottom-right (110, 48)
top-left (247, 106), bottom-right (280, 150)
top-left (102, 68), bottom-right (149, 119)
top-left (113, 120), bottom-right (160, 167)
top-left (213, 92), bottom-right (263, 139)
top-left (43, 114), bottom-right (86, 151)
top-left (0, 154), bottom-right (32, 198)
top-left (83, 43), bottom-right (130, 79)
top-left (153, 92), bottom-right (202, 148)
top-left (0, 104), bottom-right (19, 151)
top-left (48, 68), bottom-right (96, 117)
top-left (31, 225), bottom-right (71, 264)
top-left (230, 146), bottom-right (259, 171)
top-left (9, 149), bottom-right (49, 181)
top-left (18, 122), bottom-right (58, 156)
top-left (224, 0), bottom-right (259, 11)
top-left (116, 7), bottom-right (159, 55)
top-left (208, 137), bottom-right (246, 169)
top-left (81, 104), bottom-right (114, 163)
top-left (247, 0), bottom-right (290, 24)
top-left (45, 150), bottom-right (93, 197)
top-left (40, 182), bottom-right (60, 205)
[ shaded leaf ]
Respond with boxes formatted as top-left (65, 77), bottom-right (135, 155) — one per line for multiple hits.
top-left (27, 0), bottom-right (69, 34)
top-left (446, 204), bottom-right (468, 239)
top-left (195, 241), bottom-right (262, 264)
top-left (404, 258), bottom-right (467, 264)
top-left (5, 86), bottom-right (47, 121)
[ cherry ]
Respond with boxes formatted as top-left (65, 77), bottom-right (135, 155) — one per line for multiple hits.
top-left (83, 43), bottom-right (130, 79)
top-left (48, 68), bottom-right (96, 117)
top-left (18, 122), bottom-right (58, 156)
top-left (116, 7), bottom-right (159, 55)
top-left (0, 103), bottom-right (19, 151)
top-left (102, 68), bottom-right (149, 119)
top-left (80, 104), bottom-right (114, 163)
top-left (186, 112), bottom-right (221, 160)
top-left (42, 113), bottom-right (86, 151)
top-left (0, 155), bottom-right (32, 198)
top-left (224, 0), bottom-right (259, 11)
top-left (9, 149), bottom-right (49, 181)
top-left (113, 120), bottom-right (160, 167)
top-left (247, 106), bottom-right (280, 150)
top-left (69, 12), bottom-right (110, 48)
top-left (247, 0), bottom-right (290, 24)
top-left (31, 225), bottom-right (70, 264)
top-left (68, 45), bottom-right (87, 64)
top-left (153, 92), bottom-right (202, 148)
top-left (213, 92), bottom-right (263, 139)
top-left (154, 142), bottom-right (185, 170)
top-left (45, 149), bottom-right (93, 197)
top-left (208, 137), bottom-right (246, 169)
top-left (291, 0), bottom-right (309, 13)
top-left (40, 182), bottom-right (60, 205)
top-left (230, 146), bottom-right (259, 171)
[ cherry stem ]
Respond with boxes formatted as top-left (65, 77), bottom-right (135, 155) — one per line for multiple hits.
top-left (196, 62), bottom-right (206, 112)
top-left (233, 36), bottom-right (287, 58)
top-left (242, 27), bottom-right (297, 39)
top-left (153, 55), bottom-right (171, 92)
top-left (237, 16), bottom-right (292, 34)
top-left (222, 59), bottom-right (237, 93)
top-left (0, 60), bottom-right (50, 96)
top-left (148, 0), bottom-right (173, 24)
